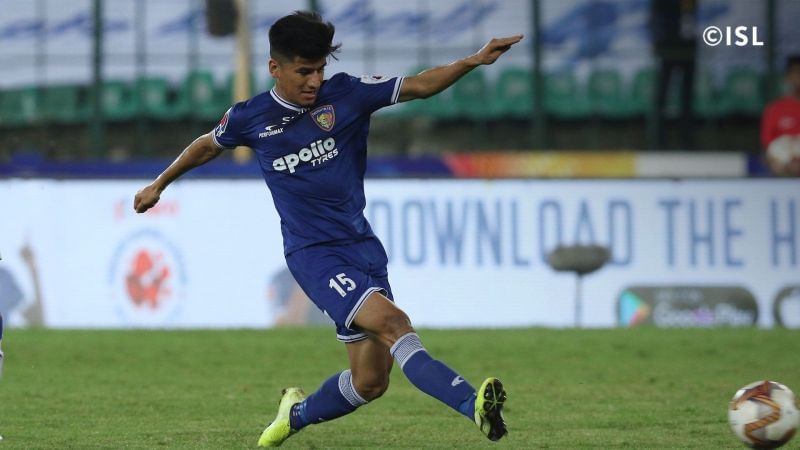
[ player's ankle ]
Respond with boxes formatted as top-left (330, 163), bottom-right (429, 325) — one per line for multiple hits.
top-left (289, 402), bottom-right (308, 431)
top-left (458, 393), bottom-right (477, 419)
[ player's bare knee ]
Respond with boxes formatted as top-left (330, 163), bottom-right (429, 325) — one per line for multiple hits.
top-left (353, 373), bottom-right (390, 401)
top-left (378, 311), bottom-right (414, 344)
top-left (358, 379), bottom-right (389, 401)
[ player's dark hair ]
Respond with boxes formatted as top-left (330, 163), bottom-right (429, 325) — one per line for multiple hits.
top-left (269, 11), bottom-right (341, 62)
top-left (786, 55), bottom-right (800, 73)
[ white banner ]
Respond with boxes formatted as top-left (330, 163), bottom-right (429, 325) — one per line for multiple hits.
top-left (365, 179), bottom-right (800, 328)
top-left (0, 179), bottom-right (798, 329)
top-left (0, 179), bottom-right (285, 328)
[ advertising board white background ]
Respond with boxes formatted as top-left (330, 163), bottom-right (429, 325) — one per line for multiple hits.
top-left (0, 179), bottom-right (798, 329)
top-left (0, 180), bottom-right (286, 328)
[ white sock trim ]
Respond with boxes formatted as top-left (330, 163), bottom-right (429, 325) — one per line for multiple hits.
top-left (338, 369), bottom-right (367, 407)
top-left (390, 332), bottom-right (426, 370)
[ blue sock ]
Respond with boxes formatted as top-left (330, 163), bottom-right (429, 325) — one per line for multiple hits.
top-left (390, 332), bottom-right (476, 420)
top-left (289, 369), bottom-right (367, 430)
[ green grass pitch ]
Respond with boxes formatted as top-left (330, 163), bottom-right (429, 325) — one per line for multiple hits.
top-left (0, 328), bottom-right (798, 448)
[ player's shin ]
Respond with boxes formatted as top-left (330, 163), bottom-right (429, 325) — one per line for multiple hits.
top-left (390, 332), bottom-right (477, 419)
top-left (290, 369), bottom-right (367, 430)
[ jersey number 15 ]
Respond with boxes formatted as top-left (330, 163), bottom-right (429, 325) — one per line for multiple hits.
top-left (329, 273), bottom-right (356, 297)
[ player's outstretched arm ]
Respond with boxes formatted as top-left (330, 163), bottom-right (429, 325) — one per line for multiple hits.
top-left (134, 133), bottom-right (222, 213)
top-left (398, 35), bottom-right (523, 102)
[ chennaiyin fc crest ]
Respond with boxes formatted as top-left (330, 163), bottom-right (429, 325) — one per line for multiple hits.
top-left (311, 105), bottom-right (335, 132)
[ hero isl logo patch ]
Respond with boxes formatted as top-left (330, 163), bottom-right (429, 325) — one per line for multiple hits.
top-left (108, 230), bottom-right (187, 326)
top-left (215, 108), bottom-right (230, 136)
top-left (311, 105), bottom-right (335, 132)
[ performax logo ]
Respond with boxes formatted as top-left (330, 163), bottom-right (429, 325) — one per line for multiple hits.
top-left (273, 137), bottom-right (339, 173)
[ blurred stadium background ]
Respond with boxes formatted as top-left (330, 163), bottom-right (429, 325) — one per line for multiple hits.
top-left (1, 0), bottom-right (798, 166)
top-left (1, 1), bottom-right (800, 447)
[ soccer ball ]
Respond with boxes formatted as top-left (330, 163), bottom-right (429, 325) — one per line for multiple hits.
top-left (728, 380), bottom-right (800, 449)
top-left (767, 135), bottom-right (800, 165)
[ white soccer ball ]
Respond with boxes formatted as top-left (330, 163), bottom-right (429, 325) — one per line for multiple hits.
top-left (729, 380), bottom-right (800, 449)
top-left (767, 135), bottom-right (800, 165)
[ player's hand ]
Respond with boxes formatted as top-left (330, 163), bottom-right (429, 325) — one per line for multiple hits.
top-left (470, 35), bottom-right (523, 66)
top-left (134, 184), bottom-right (163, 213)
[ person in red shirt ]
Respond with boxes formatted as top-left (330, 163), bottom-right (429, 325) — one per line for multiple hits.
top-left (761, 55), bottom-right (800, 176)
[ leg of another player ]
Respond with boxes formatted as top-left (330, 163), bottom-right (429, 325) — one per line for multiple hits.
top-left (353, 292), bottom-right (479, 419)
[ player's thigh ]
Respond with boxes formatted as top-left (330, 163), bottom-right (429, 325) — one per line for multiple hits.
top-left (352, 291), bottom-right (414, 345)
top-left (346, 334), bottom-right (393, 384)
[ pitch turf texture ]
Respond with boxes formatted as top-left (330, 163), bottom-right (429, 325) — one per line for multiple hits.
top-left (1, 329), bottom-right (798, 449)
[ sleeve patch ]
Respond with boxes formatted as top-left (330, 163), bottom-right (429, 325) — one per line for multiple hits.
top-left (214, 108), bottom-right (232, 137)
top-left (359, 75), bottom-right (392, 85)
top-left (210, 107), bottom-right (237, 149)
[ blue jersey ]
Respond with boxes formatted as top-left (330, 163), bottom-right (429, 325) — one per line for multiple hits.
top-left (211, 73), bottom-right (403, 255)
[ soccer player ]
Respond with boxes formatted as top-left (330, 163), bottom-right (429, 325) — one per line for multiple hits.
top-left (134, 11), bottom-right (522, 446)
top-left (761, 55), bottom-right (800, 176)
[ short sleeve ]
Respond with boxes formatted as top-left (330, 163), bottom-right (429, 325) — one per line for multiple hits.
top-left (350, 75), bottom-right (404, 114)
top-left (210, 103), bottom-right (246, 149)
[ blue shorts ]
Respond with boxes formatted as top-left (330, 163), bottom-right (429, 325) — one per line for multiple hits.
top-left (286, 238), bottom-right (393, 343)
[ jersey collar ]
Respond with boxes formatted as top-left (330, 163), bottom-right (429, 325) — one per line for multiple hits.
top-left (270, 88), bottom-right (307, 113)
